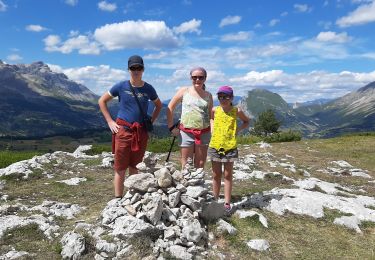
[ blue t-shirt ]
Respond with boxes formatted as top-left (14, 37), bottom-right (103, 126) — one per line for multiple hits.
top-left (109, 80), bottom-right (158, 123)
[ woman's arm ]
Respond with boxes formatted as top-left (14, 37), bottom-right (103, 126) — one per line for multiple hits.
top-left (167, 87), bottom-right (186, 129)
top-left (151, 98), bottom-right (162, 123)
top-left (98, 92), bottom-right (119, 134)
top-left (236, 107), bottom-right (250, 134)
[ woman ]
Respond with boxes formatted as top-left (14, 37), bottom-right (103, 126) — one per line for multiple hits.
top-left (98, 55), bottom-right (162, 198)
top-left (167, 67), bottom-right (213, 169)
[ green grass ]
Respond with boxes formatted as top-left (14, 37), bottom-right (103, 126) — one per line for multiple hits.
top-left (0, 151), bottom-right (42, 168)
top-left (1, 132), bottom-right (375, 259)
top-left (86, 137), bottom-right (179, 155)
top-left (0, 224), bottom-right (61, 259)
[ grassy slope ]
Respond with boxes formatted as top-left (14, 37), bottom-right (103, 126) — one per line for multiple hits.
top-left (0, 134), bottom-right (374, 259)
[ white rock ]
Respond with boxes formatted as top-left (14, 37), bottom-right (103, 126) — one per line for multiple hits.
top-left (246, 239), bottom-right (270, 251)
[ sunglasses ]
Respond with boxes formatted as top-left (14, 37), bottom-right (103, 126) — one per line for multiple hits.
top-left (129, 66), bottom-right (143, 71)
top-left (218, 95), bottom-right (232, 100)
top-left (191, 76), bottom-right (205, 81)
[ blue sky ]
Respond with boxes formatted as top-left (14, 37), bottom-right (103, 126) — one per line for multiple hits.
top-left (1, 0), bottom-right (375, 103)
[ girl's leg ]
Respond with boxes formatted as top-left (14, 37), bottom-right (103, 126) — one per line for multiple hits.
top-left (114, 170), bottom-right (126, 198)
top-left (211, 161), bottom-right (223, 200)
top-left (180, 146), bottom-right (194, 169)
top-left (223, 162), bottom-right (234, 204)
top-left (194, 144), bottom-right (208, 168)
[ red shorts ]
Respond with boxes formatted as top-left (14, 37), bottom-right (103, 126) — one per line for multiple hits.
top-left (113, 127), bottom-right (148, 172)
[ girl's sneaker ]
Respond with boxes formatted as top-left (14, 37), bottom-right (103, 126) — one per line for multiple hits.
top-left (224, 203), bottom-right (232, 215)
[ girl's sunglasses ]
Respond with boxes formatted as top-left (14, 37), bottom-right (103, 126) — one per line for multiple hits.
top-left (218, 95), bottom-right (232, 100)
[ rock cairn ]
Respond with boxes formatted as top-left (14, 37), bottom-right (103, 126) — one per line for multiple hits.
top-left (98, 156), bottom-right (224, 259)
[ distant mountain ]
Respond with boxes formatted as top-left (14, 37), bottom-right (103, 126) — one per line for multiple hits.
top-left (241, 89), bottom-right (319, 136)
top-left (309, 81), bottom-right (375, 137)
top-left (2, 60), bottom-right (373, 138)
top-left (293, 98), bottom-right (332, 116)
top-left (241, 83), bottom-right (375, 137)
top-left (0, 61), bottom-right (106, 137)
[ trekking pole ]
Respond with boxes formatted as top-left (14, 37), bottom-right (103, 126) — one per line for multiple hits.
top-left (166, 120), bottom-right (180, 162)
top-left (166, 136), bottom-right (176, 162)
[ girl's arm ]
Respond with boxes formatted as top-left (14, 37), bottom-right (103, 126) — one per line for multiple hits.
top-left (210, 107), bottom-right (216, 134)
top-left (236, 107), bottom-right (250, 134)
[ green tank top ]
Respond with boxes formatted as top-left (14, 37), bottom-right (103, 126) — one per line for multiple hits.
top-left (209, 106), bottom-right (237, 152)
top-left (180, 90), bottom-right (210, 129)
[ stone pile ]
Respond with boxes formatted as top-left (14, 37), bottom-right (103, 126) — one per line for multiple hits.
top-left (97, 158), bottom-right (225, 259)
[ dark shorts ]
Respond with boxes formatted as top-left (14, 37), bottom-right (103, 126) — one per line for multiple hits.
top-left (114, 127), bottom-right (148, 172)
top-left (208, 147), bottom-right (238, 162)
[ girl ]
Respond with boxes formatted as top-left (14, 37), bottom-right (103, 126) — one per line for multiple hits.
top-left (208, 86), bottom-right (250, 213)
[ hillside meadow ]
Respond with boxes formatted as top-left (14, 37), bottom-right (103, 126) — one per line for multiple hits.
top-left (0, 133), bottom-right (374, 259)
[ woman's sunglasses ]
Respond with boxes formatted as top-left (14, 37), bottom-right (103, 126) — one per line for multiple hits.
top-left (129, 66), bottom-right (143, 71)
top-left (191, 76), bottom-right (205, 81)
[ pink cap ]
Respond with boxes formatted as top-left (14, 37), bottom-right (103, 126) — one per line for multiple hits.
top-left (217, 86), bottom-right (233, 95)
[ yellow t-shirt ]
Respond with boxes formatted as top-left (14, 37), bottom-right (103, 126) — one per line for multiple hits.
top-left (209, 106), bottom-right (237, 152)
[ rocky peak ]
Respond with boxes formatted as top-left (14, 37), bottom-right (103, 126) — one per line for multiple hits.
top-left (17, 61), bottom-right (53, 75)
top-left (358, 81), bottom-right (375, 92)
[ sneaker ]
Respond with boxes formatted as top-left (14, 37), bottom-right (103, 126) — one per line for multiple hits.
top-left (224, 203), bottom-right (232, 215)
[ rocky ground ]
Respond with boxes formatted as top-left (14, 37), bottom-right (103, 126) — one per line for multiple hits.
top-left (0, 137), bottom-right (374, 259)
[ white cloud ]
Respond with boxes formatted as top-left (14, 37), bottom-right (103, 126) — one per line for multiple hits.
top-left (336, 0), bottom-right (375, 27)
top-left (281, 12), bottom-right (288, 17)
top-left (316, 31), bottom-right (352, 43)
top-left (0, 0), bottom-right (7, 11)
top-left (269, 19), bottom-right (280, 27)
top-left (221, 31), bottom-right (252, 42)
top-left (318, 21), bottom-right (332, 30)
top-left (219, 15), bottom-right (241, 28)
top-left (229, 69), bottom-right (375, 102)
top-left (65, 0), bottom-right (78, 6)
top-left (361, 52), bottom-right (375, 59)
top-left (299, 39), bottom-right (349, 59)
top-left (294, 4), bottom-right (312, 13)
top-left (44, 35), bottom-right (61, 48)
top-left (6, 54), bottom-right (23, 62)
top-left (49, 64), bottom-right (126, 95)
top-left (173, 19), bottom-right (201, 34)
top-left (94, 20), bottom-right (179, 50)
top-left (43, 34), bottom-right (100, 55)
top-left (26, 24), bottom-right (47, 32)
top-left (98, 1), bottom-right (117, 12)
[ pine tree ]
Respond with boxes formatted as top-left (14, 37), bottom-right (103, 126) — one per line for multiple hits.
top-left (253, 109), bottom-right (281, 136)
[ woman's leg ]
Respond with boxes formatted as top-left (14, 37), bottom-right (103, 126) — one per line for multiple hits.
top-left (128, 166), bottom-right (138, 175)
top-left (223, 162), bottom-right (234, 204)
top-left (211, 161), bottom-right (223, 200)
top-left (194, 144), bottom-right (208, 168)
top-left (180, 146), bottom-right (194, 169)
top-left (114, 170), bottom-right (126, 197)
